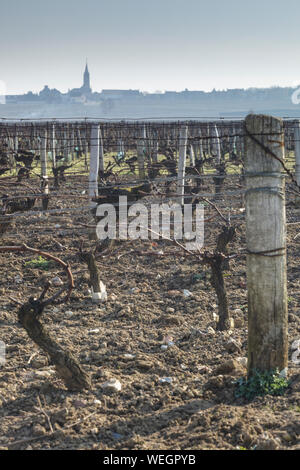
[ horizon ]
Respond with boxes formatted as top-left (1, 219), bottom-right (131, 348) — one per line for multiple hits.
top-left (6, 67), bottom-right (300, 97)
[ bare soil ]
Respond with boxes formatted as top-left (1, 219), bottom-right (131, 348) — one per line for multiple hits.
top-left (0, 175), bottom-right (299, 450)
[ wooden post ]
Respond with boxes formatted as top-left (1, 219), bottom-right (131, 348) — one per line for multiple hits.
top-left (89, 124), bottom-right (99, 207)
top-left (84, 130), bottom-right (89, 171)
top-left (231, 124), bottom-right (237, 156)
top-left (41, 128), bottom-right (49, 210)
top-left (236, 127), bottom-right (242, 160)
top-left (198, 128), bottom-right (204, 164)
top-left (245, 114), bottom-right (288, 377)
top-left (58, 130), bottom-right (64, 159)
top-left (206, 124), bottom-right (211, 156)
top-left (41, 128), bottom-right (47, 178)
top-left (294, 120), bottom-right (300, 206)
top-left (146, 125), bottom-right (152, 160)
top-left (137, 125), bottom-right (146, 180)
top-left (177, 126), bottom-right (188, 206)
top-left (191, 127), bottom-right (198, 164)
top-left (117, 133), bottom-right (124, 156)
top-left (77, 128), bottom-right (83, 154)
top-left (52, 123), bottom-right (56, 169)
top-left (152, 135), bottom-right (158, 164)
top-left (189, 140), bottom-right (195, 166)
top-left (212, 124), bottom-right (221, 164)
top-left (99, 127), bottom-right (104, 175)
top-left (14, 127), bottom-right (18, 153)
top-left (284, 126), bottom-right (290, 158)
top-left (63, 127), bottom-right (69, 162)
top-left (71, 127), bottom-right (75, 160)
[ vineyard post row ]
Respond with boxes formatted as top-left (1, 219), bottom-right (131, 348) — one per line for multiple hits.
top-left (2, 115), bottom-right (298, 376)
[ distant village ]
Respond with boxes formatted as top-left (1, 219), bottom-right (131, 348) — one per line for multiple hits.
top-left (3, 63), bottom-right (300, 119)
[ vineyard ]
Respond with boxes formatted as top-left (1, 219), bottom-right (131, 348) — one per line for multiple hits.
top-left (0, 115), bottom-right (299, 450)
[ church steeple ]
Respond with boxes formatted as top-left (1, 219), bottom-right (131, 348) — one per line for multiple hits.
top-left (83, 61), bottom-right (91, 92)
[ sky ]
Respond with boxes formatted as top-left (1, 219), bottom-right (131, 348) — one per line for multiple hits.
top-left (2, 0), bottom-right (300, 95)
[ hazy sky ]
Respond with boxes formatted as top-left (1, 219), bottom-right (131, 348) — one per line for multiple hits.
top-left (2, 0), bottom-right (300, 94)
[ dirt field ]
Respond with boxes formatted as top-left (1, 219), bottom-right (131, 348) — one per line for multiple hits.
top-left (0, 175), bottom-right (299, 450)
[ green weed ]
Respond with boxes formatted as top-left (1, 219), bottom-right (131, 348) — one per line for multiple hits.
top-left (235, 369), bottom-right (289, 401)
top-left (25, 255), bottom-right (52, 271)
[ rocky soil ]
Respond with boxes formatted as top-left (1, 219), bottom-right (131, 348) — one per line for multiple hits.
top-left (0, 175), bottom-right (299, 450)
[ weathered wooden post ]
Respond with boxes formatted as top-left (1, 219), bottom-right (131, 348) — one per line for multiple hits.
top-left (294, 120), bottom-right (300, 206)
top-left (198, 128), bottom-right (204, 163)
top-left (63, 126), bottom-right (69, 162)
top-left (152, 135), bottom-right (158, 164)
top-left (71, 127), bottom-right (75, 160)
top-left (177, 125), bottom-right (188, 206)
top-left (89, 124), bottom-right (99, 207)
top-left (14, 126), bottom-right (18, 153)
top-left (191, 126), bottom-right (198, 164)
top-left (52, 123), bottom-right (56, 169)
top-left (4, 127), bottom-right (14, 175)
top-left (137, 125), bottom-right (146, 180)
top-left (84, 125), bottom-right (89, 171)
top-left (41, 127), bottom-right (47, 178)
top-left (77, 128), bottom-right (83, 155)
top-left (56, 127), bottom-right (64, 155)
top-left (41, 127), bottom-right (49, 210)
top-left (231, 124), bottom-right (237, 156)
top-left (212, 124), bottom-right (221, 164)
top-left (99, 127), bottom-right (104, 175)
top-left (245, 114), bottom-right (288, 377)
top-left (189, 141), bottom-right (195, 166)
top-left (284, 126), bottom-right (291, 158)
top-left (206, 123), bottom-right (211, 157)
top-left (117, 130), bottom-right (124, 156)
top-left (59, 129), bottom-right (64, 157)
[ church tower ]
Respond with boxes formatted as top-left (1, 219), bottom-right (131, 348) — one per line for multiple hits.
top-left (82, 61), bottom-right (91, 93)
